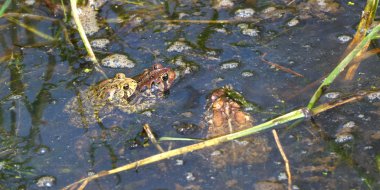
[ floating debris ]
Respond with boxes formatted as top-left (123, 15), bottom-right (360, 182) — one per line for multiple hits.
top-left (175, 159), bottom-right (184, 166)
top-left (324, 92), bottom-right (340, 99)
top-left (35, 145), bottom-right (50, 155)
top-left (335, 121), bottom-right (356, 143)
top-left (259, 6), bottom-right (286, 19)
top-left (36, 176), bottom-right (56, 188)
top-left (242, 28), bottom-right (259, 37)
top-left (167, 41), bottom-right (191, 53)
top-left (213, 0), bottom-right (234, 10)
top-left (76, 6), bottom-right (100, 35)
top-left (90, 39), bottom-right (110, 49)
top-left (214, 28), bottom-right (228, 34)
top-left (101, 54), bottom-right (135, 68)
top-left (335, 133), bottom-right (354, 143)
top-left (181, 112), bottom-right (193, 118)
top-left (220, 61), bottom-right (239, 70)
top-left (178, 13), bottom-right (189, 19)
top-left (241, 71), bottom-right (254, 77)
top-left (237, 23), bottom-right (249, 29)
top-left (235, 8), bottom-right (255, 18)
top-left (262, 7), bottom-right (277, 14)
top-left (185, 172), bottom-right (196, 181)
top-left (277, 172), bottom-right (288, 181)
top-left (367, 91), bottom-right (380, 101)
top-left (337, 34), bottom-right (352, 43)
top-left (172, 57), bottom-right (200, 77)
top-left (342, 121), bottom-right (356, 129)
top-left (287, 17), bottom-right (300, 27)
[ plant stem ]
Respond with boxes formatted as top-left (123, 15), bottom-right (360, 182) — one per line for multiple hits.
top-left (0, 0), bottom-right (11, 17)
top-left (70, 0), bottom-right (97, 63)
top-left (307, 24), bottom-right (380, 109)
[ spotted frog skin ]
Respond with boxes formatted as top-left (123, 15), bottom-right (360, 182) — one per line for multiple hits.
top-left (64, 73), bottom-right (137, 128)
top-left (205, 87), bottom-right (253, 137)
top-left (133, 63), bottom-right (176, 93)
top-left (118, 63), bottom-right (176, 113)
top-left (202, 86), bottom-right (271, 168)
top-left (94, 73), bottom-right (137, 104)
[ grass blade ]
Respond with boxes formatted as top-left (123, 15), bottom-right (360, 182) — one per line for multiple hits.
top-left (0, 0), bottom-right (11, 17)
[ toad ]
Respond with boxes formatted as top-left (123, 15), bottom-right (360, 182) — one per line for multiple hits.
top-left (203, 86), bottom-right (272, 168)
top-left (118, 63), bottom-right (176, 113)
top-left (64, 73), bottom-right (137, 128)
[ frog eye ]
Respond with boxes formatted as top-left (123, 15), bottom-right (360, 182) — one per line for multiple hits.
top-left (162, 73), bottom-right (169, 81)
top-left (123, 84), bottom-right (129, 90)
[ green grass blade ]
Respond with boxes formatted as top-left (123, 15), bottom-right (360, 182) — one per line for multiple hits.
top-left (0, 0), bottom-right (11, 17)
top-left (307, 24), bottom-right (380, 109)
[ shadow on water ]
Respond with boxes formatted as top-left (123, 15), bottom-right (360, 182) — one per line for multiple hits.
top-left (0, 0), bottom-right (380, 189)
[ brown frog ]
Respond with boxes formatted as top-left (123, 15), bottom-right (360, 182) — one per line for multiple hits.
top-left (118, 63), bottom-right (176, 113)
top-left (64, 73), bottom-right (137, 128)
top-left (133, 63), bottom-right (176, 93)
top-left (202, 86), bottom-right (272, 168)
top-left (206, 87), bottom-right (253, 137)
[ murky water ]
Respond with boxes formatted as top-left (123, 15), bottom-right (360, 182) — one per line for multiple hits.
top-left (1, 0), bottom-right (380, 189)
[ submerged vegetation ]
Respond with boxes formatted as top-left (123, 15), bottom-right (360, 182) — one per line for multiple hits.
top-left (0, 0), bottom-right (379, 189)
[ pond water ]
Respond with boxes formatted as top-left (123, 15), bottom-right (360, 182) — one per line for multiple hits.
top-left (1, 0), bottom-right (380, 189)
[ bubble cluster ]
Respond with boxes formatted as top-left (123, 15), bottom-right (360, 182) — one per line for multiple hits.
top-left (213, 0), bottom-right (234, 10)
top-left (220, 62), bottom-right (239, 70)
top-left (235, 8), bottom-right (255, 18)
top-left (167, 41), bottom-right (191, 53)
top-left (36, 176), bottom-right (56, 188)
top-left (324, 92), bottom-right (340, 99)
top-left (76, 6), bottom-right (100, 35)
top-left (90, 39), bottom-right (110, 49)
top-left (337, 34), bottom-right (352, 43)
top-left (101, 54), bottom-right (135, 68)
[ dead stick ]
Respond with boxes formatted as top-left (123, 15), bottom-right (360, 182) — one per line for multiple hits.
top-left (143, 124), bottom-right (165, 153)
top-left (78, 180), bottom-right (88, 190)
top-left (344, 48), bottom-right (380, 80)
top-left (272, 129), bottom-right (292, 190)
top-left (260, 53), bottom-right (304, 77)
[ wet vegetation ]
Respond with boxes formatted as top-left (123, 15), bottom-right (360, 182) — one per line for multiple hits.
top-left (0, 0), bottom-right (380, 189)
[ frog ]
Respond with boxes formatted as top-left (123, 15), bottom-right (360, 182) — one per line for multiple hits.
top-left (118, 63), bottom-right (176, 113)
top-left (64, 73), bottom-right (137, 128)
top-left (205, 87), bottom-right (254, 137)
top-left (202, 86), bottom-right (272, 168)
top-left (133, 63), bottom-right (176, 94)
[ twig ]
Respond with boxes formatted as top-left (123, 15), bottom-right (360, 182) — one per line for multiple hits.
top-left (272, 129), bottom-right (292, 190)
top-left (62, 90), bottom-right (377, 190)
top-left (78, 180), bottom-right (88, 190)
top-left (143, 124), bottom-right (165, 153)
top-left (260, 53), bottom-right (304, 77)
top-left (344, 48), bottom-right (380, 80)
